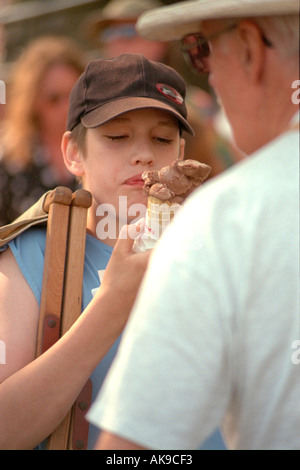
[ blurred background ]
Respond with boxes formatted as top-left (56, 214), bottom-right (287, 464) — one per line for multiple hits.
top-left (0, 0), bottom-right (210, 88)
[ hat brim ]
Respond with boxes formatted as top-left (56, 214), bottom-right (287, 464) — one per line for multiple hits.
top-left (81, 97), bottom-right (195, 135)
top-left (136, 0), bottom-right (299, 41)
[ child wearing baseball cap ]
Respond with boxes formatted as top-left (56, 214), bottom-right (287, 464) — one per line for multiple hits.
top-left (63, 53), bottom-right (193, 241)
top-left (0, 54), bottom-right (194, 449)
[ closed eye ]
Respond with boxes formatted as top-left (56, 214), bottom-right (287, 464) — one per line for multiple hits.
top-left (154, 137), bottom-right (173, 144)
top-left (105, 135), bottom-right (128, 141)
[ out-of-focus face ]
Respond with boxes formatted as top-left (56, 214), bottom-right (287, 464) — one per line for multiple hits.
top-left (200, 20), bottom-right (251, 153)
top-left (100, 23), bottom-right (167, 62)
top-left (202, 19), bottom-right (276, 155)
top-left (34, 63), bottom-right (80, 136)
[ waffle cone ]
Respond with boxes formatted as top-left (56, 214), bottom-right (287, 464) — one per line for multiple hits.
top-left (145, 196), bottom-right (181, 238)
top-left (147, 196), bottom-right (173, 207)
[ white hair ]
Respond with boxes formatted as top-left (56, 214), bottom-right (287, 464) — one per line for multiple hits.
top-left (255, 15), bottom-right (299, 58)
top-left (221, 14), bottom-right (299, 59)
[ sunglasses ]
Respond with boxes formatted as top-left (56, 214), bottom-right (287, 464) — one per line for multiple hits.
top-left (181, 24), bottom-right (273, 75)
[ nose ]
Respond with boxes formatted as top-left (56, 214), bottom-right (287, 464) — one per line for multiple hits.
top-left (131, 142), bottom-right (155, 167)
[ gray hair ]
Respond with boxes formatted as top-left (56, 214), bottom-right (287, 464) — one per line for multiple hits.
top-left (255, 15), bottom-right (299, 58)
top-left (222, 14), bottom-right (299, 59)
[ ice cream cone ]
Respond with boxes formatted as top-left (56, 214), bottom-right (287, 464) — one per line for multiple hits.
top-left (145, 196), bottom-right (181, 239)
top-left (133, 159), bottom-right (211, 252)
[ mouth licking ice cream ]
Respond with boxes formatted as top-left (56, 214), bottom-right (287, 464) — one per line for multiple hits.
top-left (133, 159), bottom-right (211, 252)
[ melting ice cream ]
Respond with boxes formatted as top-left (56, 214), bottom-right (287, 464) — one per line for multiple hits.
top-left (132, 159), bottom-right (211, 252)
top-left (142, 159), bottom-right (211, 204)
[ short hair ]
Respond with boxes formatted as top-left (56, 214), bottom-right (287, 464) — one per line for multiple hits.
top-left (255, 15), bottom-right (299, 58)
top-left (222, 14), bottom-right (299, 59)
top-left (69, 122), bottom-right (87, 157)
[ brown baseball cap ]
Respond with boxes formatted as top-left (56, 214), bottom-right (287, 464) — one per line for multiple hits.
top-left (66, 53), bottom-right (194, 135)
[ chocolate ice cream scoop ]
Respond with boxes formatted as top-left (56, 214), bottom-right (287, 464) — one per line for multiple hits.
top-left (143, 159), bottom-right (211, 203)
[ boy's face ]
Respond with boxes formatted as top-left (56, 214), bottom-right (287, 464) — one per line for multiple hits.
top-left (74, 108), bottom-right (185, 223)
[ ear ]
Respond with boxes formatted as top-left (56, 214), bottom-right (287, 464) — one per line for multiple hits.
top-left (179, 137), bottom-right (185, 160)
top-left (61, 131), bottom-right (85, 177)
top-left (236, 20), bottom-right (266, 83)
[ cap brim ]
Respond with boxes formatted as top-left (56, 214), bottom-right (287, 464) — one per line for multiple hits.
top-left (136, 0), bottom-right (299, 41)
top-left (81, 97), bottom-right (195, 135)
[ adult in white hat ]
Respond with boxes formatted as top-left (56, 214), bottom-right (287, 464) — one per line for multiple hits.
top-left (89, 0), bottom-right (300, 450)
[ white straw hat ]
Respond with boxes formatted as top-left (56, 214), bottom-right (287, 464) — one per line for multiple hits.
top-left (136, 0), bottom-right (299, 41)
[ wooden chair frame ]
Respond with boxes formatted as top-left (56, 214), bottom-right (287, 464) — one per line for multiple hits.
top-left (35, 186), bottom-right (92, 450)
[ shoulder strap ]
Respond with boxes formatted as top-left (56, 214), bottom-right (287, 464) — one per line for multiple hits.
top-left (0, 191), bottom-right (50, 248)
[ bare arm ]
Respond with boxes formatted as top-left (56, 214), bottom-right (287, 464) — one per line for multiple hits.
top-left (0, 229), bottom-right (150, 449)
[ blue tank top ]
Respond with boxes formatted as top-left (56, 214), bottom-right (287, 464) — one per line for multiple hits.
top-left (8, 227), bottom-right (119, 449)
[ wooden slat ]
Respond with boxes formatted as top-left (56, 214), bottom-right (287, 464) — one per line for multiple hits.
top-left (45, 189), bottom-right (92, 450)
top-left (36, 187), bottom-right (72, 357)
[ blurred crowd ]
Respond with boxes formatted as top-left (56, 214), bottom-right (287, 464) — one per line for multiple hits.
top-left (0, 0), bottom-right (244, 226)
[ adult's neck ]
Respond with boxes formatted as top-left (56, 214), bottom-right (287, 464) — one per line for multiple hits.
top-left (244, 58), bottom-right (299, 154)
top-left (264, 55), bottom-right (299, 138)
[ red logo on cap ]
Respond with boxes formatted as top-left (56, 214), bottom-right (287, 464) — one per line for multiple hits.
top-left (156, 83), bottom-right (184, 105)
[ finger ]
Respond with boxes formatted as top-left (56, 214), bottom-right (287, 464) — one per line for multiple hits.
top-left (117, 222), bottom-right (143, 253)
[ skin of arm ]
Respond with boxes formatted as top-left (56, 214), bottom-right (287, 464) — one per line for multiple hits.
top-left (0, 226), bottom-right (150, 449)
top-left (96, 431), bottom-right (147, 450)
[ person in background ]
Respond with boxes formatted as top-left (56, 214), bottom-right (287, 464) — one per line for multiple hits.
top-left (0, 35), bottom-right (86, 225)
top-left (84, 0), bottom-right (169, 63)
top-left (88, 0), bottom-right (300, 450)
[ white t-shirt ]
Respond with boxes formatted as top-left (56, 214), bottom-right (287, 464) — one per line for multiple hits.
top-left (88, 125), bottom-right (300, 450)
